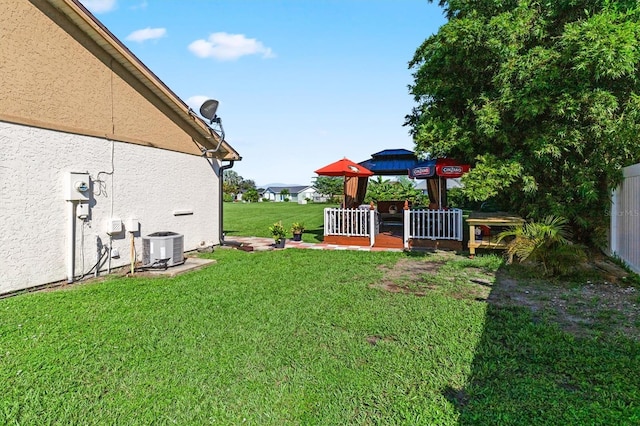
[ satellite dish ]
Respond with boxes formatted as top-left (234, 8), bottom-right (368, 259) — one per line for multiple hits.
top-left (200, 99), bottom-right (219, 122)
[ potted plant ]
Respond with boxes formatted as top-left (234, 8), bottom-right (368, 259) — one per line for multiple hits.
top-left (291, 222), bottom-right (305, 241)
top-left (269, 221), bottom-right (287, 248)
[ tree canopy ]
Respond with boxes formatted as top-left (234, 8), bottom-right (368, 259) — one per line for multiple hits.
top-left (223, 170), bottom-right (255, 199)
top-left (312, 176), bottom-right (344, 200)
top-left (407, 0), bottom-right (640, 241)
top-left (365, 176), bottom-right (425, 204)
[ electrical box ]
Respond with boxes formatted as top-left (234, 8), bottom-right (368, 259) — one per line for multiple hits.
top-left (76, 203), bottom-right (90, 219)
top-left (107, 218), bottom-right (123, 235)
top-left (127, 218), bottom-right (139, 233)
top-left (65, 172), bottom-right (91, 201)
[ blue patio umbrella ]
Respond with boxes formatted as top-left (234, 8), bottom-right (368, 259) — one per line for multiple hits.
top-left (409, 158), bottom-right (470, 208)
top-left (408, 159), bottom-right (437, 178)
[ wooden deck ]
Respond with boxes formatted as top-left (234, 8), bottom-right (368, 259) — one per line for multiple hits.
top-left (373, 231), bottom-right (404, 249)
top-left (323, 208), bottom-right (464, 250)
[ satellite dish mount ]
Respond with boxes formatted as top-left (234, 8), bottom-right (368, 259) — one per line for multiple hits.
top-left (199, 99), bottom-right (225, 155)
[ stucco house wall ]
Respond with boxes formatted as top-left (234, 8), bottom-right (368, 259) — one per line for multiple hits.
top-left (0, 0), bottom-right (225, 157)
top-left (0, 0), bottom-right (240, 294)
top-left (0, 122), bottom-right (221, 293)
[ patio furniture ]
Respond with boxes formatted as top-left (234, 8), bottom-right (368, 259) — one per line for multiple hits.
top-left (467, 211), bottom-right (525, 257)
top-left (377, 200), bottom-right (409, 225)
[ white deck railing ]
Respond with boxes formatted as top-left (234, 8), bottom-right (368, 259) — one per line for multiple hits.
top-left (324, 208), bottom-right (373, 237)
top-left (323, 207), bottom-right (463, 248)
top-left (404, 209), bottom-right (463, 243)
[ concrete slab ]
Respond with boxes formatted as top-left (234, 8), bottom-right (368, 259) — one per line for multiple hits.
top-left (147, 257), bottom-right (217, 277)
top-left (223, 236), bottom-right (404, 252)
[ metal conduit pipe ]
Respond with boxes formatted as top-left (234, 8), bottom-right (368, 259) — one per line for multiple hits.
top-left (67, 201), bottom-right (77, 283)
top-left (218, 160), bottom-right (235, 245)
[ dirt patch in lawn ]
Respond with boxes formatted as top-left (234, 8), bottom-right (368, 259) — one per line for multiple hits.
top-left (377, 253), bottom-right (640, 341)
top-left (373, 257), bottom-right (444, 296)
top-left (490, 272), bottom-right (640, 340)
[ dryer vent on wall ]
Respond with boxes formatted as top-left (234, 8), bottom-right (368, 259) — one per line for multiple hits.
top-left (142, 232), bottom-right (185, 267)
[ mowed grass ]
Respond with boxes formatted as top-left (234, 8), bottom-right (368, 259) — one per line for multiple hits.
top-left (223, 202), bottom-right (336, 242)
top-left (2, 202), bottom-right (639, 424)
top-left (2, 250), bottom-right (639, 424)
top-left (1, 250), bottom-right (485, 424)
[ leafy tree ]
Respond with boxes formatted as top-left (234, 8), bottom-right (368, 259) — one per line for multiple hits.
top-left (365, 176), bottom-right (423, 203)
top-left (407, 0), bottom-right (640, 242)
top-left (240, 179), bottom-right (256, 192)
top-left (223, 170), bottom-right (256, 199)
top-left (280, 188), bottom-right (290, 202)
top-left (243, 188), bottom-right (259, 203)
top-left (313, 176), bottom-right (343, 199)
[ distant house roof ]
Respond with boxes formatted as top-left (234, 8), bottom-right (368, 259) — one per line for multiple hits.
top-left (264, 185), bottom-right (312, 195)
top-left (358, 149), bottom-right (419, 175)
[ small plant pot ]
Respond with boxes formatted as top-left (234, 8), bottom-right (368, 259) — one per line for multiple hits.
top-left (292, 233), bottom-right (302, 242)
top-left (274, 239), bottom-right (286, 248)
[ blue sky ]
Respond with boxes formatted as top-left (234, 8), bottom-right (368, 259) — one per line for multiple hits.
top-left (79, 0), bottom-right (446, 187)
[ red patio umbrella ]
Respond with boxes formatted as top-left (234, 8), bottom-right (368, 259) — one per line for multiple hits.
top-left (408, 158), bottom-right (471, 209)
top-left (314, 158), bottom-right (374, 177)
top-left (315, 158), bottom-right (373, 208)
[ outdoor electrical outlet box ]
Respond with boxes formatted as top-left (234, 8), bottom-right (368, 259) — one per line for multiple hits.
top-left (127, 218), bottom-right (139, 233)
top-left (65, 172), bottom-right (91, 201)
top-left (76, 203), bottom-right (89, 219)
top-left (107, 218), bottom-right (123, 235)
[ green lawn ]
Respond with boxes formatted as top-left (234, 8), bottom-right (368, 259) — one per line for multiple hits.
top-left (223, 201), bottom-right (336, 242)
top-left (2, 248), bottom-right (639, 424)
top-left (2, 202), bottom-right (639, 424)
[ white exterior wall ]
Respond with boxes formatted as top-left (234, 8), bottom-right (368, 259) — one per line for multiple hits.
top-left (610, 163), bottom-right (640, 273)
top-left (297, 188), bottom-right (317, 204)
top-left (0, 122), bottom-right (221, 294)
top-left (262, 191), bottom-right (276, 201)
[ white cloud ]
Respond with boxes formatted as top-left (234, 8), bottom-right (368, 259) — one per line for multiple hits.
top-left (80, 0), bottom-right (117, 13)
top-left (188, 32), bottom-right (275, 61)
top-left (187, 96), bottom-right (213, 114)
top-left (125, 27), bottom-right (166, 43)
top-left (130, 1), bottom-right (148, 10)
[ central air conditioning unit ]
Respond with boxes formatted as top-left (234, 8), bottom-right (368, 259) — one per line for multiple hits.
top-left (142, 232), bottom-right (185, 268)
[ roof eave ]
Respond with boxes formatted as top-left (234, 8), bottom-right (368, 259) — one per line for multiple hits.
top-left (51, 0), bottom-right (241, 161)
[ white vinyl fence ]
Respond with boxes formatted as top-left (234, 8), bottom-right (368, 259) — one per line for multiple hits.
top-left (610, 163), bottom-right (640, 273)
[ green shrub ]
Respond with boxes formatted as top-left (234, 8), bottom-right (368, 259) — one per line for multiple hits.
top-left (498, 215), bottom-right (587, 276)
top-left (243, 188), bottom-right (259, 203)
top-left (268, 221), bottom-right (287, 242)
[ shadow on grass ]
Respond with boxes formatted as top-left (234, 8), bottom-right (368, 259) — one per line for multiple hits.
top-left (443, 267), bottom-right (640, 425)
top-left (305, 227), bottom-right (325, 243)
